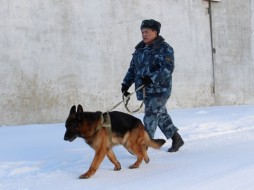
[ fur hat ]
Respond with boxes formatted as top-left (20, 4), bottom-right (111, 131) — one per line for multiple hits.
top-left (140, 19), bottom-right (161, 35)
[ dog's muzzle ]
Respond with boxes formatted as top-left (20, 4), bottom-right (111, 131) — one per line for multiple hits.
top-left (64, 133), bottom-right (77, 142)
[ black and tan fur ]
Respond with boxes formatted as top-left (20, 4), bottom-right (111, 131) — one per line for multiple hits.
top-left (64, 104), bottom-right (165, 179)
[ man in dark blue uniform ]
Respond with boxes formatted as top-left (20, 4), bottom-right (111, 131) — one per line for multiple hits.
top-left (121, 19), bottom-right (184, 152)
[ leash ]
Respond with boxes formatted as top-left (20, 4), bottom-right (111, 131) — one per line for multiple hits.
top-left (99, 85), bottom-right (145, 144)
top-left (109, 84), bottom-right (145, 113)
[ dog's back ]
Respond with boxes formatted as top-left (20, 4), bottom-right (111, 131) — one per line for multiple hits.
top-left (108, 111), bottom-right (142, 136)
top-left (108, 111), bottom-right (165, 148)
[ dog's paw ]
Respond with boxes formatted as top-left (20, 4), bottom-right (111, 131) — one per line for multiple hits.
top-left (79, 172), bottom-right (91, 179)
top-left (144, 157), bottom-right (150, 164)
top-left (128, 164), bottom-right (139, 169)
top-left (114, 166), bottom-right (121, 171)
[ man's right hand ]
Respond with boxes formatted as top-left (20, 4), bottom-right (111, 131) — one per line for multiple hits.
top-left (121, 84), bottom-right (130, 97)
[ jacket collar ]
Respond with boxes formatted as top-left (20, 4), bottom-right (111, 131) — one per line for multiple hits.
top-left (135, 35), bottom-right (165, 50)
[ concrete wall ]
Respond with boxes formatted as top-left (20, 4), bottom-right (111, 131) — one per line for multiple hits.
top-left (211, 0), bottom-right (254, 105)
top-left (0, 0), bottom-right (253, 125)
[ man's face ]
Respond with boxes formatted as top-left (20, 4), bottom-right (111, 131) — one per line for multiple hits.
top-left (141, 28), bottom-right (157, 45)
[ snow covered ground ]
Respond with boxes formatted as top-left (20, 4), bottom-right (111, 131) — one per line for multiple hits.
top-left (0, 105), bottom-right (254, 190)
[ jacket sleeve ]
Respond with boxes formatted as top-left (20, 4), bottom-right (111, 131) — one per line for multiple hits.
top-left (148, 45), bottom-right (174, 85)
top-left (122, 58), bottom-right (135, 88)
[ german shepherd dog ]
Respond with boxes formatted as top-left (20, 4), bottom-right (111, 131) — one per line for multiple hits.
top-left (64, 104), bottom-right (165, 179)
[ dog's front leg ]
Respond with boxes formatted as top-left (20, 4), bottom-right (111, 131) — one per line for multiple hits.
top-left (79, 149), bottom-right (106, 179)
top-left (106, 148), bottom-right (121, 171)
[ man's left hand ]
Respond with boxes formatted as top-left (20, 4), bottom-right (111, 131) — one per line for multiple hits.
top-left (141, 76), bottom-right (152, 86)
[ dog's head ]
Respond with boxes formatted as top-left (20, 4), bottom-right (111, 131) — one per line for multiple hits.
top-left (64, 104), bottom-right (84, 142)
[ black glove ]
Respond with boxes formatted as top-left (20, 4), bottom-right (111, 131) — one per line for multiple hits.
top-left (121, 84), bottom-right (130, 97)
top-left (141, 76), bottom-right (152, 87)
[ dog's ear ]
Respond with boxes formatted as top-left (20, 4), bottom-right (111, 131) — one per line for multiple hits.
top-left (70, 105), bottom-right (76, 115)
top-left (77, 104), bottom-right (83, 120)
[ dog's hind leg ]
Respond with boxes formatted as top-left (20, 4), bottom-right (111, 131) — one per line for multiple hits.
top-left (106, 148), bottom-right (121, 171)
top-left (127, 129), bottom-right (149, 169)
top-left (142, 145), bottom-right (150, 164)
top-left (128, 144), bottom-right (145, 169)
top-left (128, 151), bottom-right (143, 169)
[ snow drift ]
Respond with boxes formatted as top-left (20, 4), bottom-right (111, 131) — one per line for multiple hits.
top-left (0, 105), bottom-right (254, 190)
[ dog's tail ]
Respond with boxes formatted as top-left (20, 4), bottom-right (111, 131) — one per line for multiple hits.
top-left (145, 132), bottom-right (166, 149)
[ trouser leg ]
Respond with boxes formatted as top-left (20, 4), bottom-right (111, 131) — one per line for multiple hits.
top-left (157, 105), bottom-right (178, 139)
top-left (143, 96), bottom-right (178, 139)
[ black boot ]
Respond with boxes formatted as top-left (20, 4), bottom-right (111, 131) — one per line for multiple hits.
top-left (168, 131), bottom-right (184, 152)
